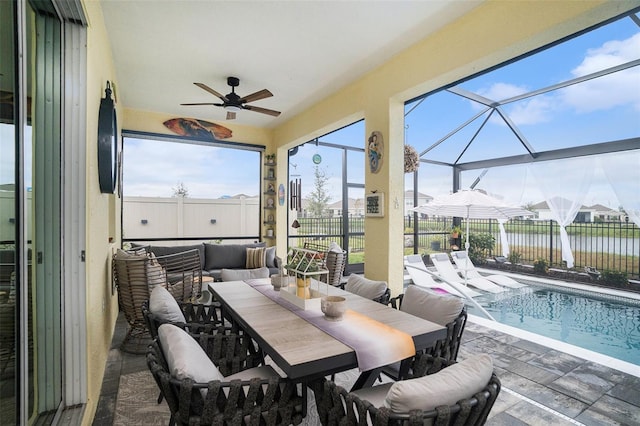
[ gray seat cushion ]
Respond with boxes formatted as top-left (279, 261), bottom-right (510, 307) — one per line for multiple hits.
top-left (220, 267), bottom-right (270, 281)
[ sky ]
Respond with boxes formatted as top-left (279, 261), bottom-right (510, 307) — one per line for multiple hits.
top-left (3, 13), bottom-right (637, 215)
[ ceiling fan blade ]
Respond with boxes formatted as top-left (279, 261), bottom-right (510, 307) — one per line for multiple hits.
top-left (244, 105), bottom-right (281, 117)
top-left (194, 82), bottom-right (228, 102)
top-left (239, 89), bottom-right (273, 104)
top-left (226, 111), bottom-right (236, 120)
top-left (180, 102), bottom-right (219, 106)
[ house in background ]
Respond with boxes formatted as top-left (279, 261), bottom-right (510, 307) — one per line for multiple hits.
top-left (530, 199), bottom-right (596, 223)
top-left (588, 204), bottom-right (626, 222)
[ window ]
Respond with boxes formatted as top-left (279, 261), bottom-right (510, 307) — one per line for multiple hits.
top-left (122, 134), bottom-right (262, 243)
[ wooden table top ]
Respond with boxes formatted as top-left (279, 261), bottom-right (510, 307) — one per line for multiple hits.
top-left (209, 280), bottom-right (446, 381)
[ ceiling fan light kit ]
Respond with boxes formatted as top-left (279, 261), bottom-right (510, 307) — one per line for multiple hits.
top-left (181, 76), bottom-right (281, 120)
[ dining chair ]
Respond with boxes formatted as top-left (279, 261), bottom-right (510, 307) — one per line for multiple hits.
top-left (148, 324), bottom-right (304, 426)
top-left (312, 353), bottom-right (500, 426)
top-left (383, 285), bottom-right (467, 381)
top-left (142, 286), bottom-right (224, 339)
top-left (342, 274), bottom-right (391, 304)
top-left (303, 241), bottom-right (347, 287)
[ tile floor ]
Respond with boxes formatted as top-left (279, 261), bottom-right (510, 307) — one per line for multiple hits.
top-left (93, 312), bottom-right (640, 426)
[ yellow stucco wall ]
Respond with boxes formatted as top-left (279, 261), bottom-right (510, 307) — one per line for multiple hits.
top-left (81, 0), bottom-right (636, 423)
top-left (83, 1), bottom-right (122, 424)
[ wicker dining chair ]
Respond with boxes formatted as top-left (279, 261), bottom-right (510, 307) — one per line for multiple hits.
top-left (113, 248), bottom-right (203, 353)
top-left (303, 241), bottom-right (347, 287)
top-left (382, 285), bottom-right (467, 380)
top-left (312, 353), bottom-right (500, 426)
top-left (147, 332), bottom-right (303, 426)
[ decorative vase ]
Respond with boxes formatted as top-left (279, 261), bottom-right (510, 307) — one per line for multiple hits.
top-left (321, 296), bottom-right (347, 321)
top-left (296, 277), bottom-right (311, 299)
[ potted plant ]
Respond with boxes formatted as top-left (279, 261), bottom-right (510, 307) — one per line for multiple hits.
top-left (451, 226), bottom-right (462, 239)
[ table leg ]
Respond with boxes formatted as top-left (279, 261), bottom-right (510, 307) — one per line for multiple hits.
top-left (350, 367), bottom-right (383, 391)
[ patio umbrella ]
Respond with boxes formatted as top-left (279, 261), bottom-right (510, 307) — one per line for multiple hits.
top-left (410, 189), bottom-right (533, 285)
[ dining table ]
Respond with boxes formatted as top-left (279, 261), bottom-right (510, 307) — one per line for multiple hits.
top-left (209, 278), bottom-right (447, 390)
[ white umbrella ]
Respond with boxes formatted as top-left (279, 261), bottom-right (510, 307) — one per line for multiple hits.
top-left (410, 189), bottom-right (533, 285)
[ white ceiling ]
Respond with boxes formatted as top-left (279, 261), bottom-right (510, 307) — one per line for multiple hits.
top-left (101, 0), bottom-right (481, 128)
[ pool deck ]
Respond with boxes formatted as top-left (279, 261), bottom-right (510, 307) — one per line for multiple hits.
top-left (94, 310), bottom-right (640, 426)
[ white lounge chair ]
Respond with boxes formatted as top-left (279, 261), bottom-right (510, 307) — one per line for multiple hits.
top-left (404, 255), bottom-right (481, 298)
top-left (429, 253), bottom-right (506, 294)
top-left (450, 251), bottom-right (527, 289)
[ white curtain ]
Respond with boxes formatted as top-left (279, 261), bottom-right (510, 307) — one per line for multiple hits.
top-left (599, 151), bottom-right (640, 227)
top-left (530, 157), bottom-right (595, 268)
top-left (474, 165), bottom-right (528, 258)
top-left (497, 219), bottom-right (509, 257)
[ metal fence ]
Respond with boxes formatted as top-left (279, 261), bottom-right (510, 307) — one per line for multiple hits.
top-left (404, 218), bottom-right (639, 280)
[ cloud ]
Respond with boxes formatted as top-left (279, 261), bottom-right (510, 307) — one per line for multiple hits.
top-left (474, 83), bottom-right (556, 126)
top-left (559, 33), bottom-right (640, 113)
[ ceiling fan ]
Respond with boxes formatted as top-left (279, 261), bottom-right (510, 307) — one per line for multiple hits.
top-left (181, 77), bottom-right (281, 120)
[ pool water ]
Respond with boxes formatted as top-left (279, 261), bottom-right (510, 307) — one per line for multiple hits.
top-left (467, 284), bottom-right (640, 365)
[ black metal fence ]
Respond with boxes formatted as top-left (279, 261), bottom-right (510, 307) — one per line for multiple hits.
top-left (125, 216), bottom-right (639, 281)
top-left (404, 217), bottom-right (639, 280)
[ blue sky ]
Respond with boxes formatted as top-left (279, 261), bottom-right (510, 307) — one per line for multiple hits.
top-left (116, 14), bottom-right (639, 212)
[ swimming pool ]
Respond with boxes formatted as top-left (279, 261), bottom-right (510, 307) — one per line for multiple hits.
top-left (466, 281), bottom-right (640, 366)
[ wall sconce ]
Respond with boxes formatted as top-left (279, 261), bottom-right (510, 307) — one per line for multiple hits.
top-left (210, 219), bottom-right (217, 224)
top-left (8, 218), bottom-right (15, 224)
top-left (140, 219), bottom-right (148, 225)
top-left (291, 219), bottom-right (301, 229)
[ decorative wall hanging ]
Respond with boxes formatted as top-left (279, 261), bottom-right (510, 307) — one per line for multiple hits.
top-left (278, 184), bottom-right (285, 206)
top-left (365, 192), bottom-right (384, 217)
top-left (163, 117), bottom-right (232, 140)
top-left (97, 81), bottom-right (118, 194)
top-left (404, 144), bottom-right (420, 173)
top-left (367, 131), bottom-right (384, 173)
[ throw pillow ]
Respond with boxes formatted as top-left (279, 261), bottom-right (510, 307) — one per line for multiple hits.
top-left (265, 246), bottom-right (277, 268)
top-left (384, 354), bottom-right (493, 413)
top-left (220, 267), bottom-right (270, 281)
top-left (158, 324), bottom-right (224, 383)
top-left (345, 274), bottom-right (387, 300)
top-left (149, 285), bottom-right (186, 324)
top-left (146, 253), bottom-right (168, 291)
top-left (246, 247), bottom-right (266, 268)
top-left (328, 242), bottom-right (343, 253)
top-left (401, 285), bottom-right (464, 326)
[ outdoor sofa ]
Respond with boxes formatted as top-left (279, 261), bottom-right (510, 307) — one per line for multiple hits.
top-left (131, 242), bottom-right (281, 281)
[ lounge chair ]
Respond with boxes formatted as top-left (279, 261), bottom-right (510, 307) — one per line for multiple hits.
top-left (430, 253), bottom-right (506, 294)
top-left (404, 255), bottom-right (481, 298)
top-left (450, 251), bottom-right (527, 289)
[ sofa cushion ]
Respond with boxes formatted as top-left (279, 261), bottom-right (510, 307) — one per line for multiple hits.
top-left (246, 247), bottom-right (266, 268)
top-left (220, 267), bottom-right (270, 281)
top-left (401, 285), bottom-right (464, 326)
top-left (145, 253), bottom-right (168, 291)
top-left (384, 354), bottom-right (493, 413)
top-left (147, 243), bottom-right (205, 270)
top-left (150, 285), bottom-right (186, 324)
top-left (158, 324), bottom-right (224, 383)
top-left (345, 274), bottom-right (387, 300)
top-left (204, 243), bottom-right (265, 270)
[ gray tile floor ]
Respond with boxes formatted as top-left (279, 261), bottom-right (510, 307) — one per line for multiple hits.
top-left (93, 312), bottom-right (640, 426)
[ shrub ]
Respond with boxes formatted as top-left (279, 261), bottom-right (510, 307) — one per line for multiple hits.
top-left (533, 258), bottom-right (548, 274)
top-left (468, 233), bottom-right (495, 265)
top-left (508, 251), bottom-right (521, 264)
top-left (600, 270), bottom-right (628, 288)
